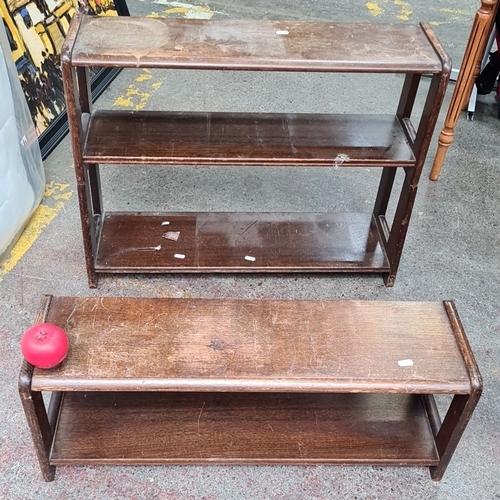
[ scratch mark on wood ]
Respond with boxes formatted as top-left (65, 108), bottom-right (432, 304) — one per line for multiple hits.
top-left (197, 401), bottom-right (206, 433)
top-left (235, 219), bottom-right (258, 244)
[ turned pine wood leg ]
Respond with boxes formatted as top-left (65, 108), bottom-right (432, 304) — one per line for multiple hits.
top-left (430, 0), bottom-right (499, 181)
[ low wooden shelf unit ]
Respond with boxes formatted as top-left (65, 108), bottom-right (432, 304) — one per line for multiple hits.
top-left (20, 296), bottom-right (481, 481)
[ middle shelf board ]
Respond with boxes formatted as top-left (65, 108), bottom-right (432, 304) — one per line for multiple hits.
top-left (94, 212), bottom-right (389, 273)
top-left (83, 111), bottom-right (416, 166)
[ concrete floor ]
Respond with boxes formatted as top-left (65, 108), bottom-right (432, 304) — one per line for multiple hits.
top-left (1, 0), bottom-right (499, 498)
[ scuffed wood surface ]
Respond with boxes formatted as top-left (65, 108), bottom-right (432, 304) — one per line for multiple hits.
top-left (83, 111), bottom-right (416, 166)
top-left (95, 212), bottom-right (389, 272)
top-left (31, 297), bottom-right (470, 393)
top-left (50, 392), bottom-right (440, 464)
top-left (70, 16), bottom-right (443, 73)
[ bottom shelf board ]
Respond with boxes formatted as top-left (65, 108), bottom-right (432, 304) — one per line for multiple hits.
top-left (95, 212), bottom-right (389, 272)
top-left (50, 392), bottom-right (439, 465)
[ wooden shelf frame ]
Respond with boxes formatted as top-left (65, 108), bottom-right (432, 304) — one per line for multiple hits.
top-left (20, 296), bottom-right (481, 482)
top-left (61, 14), bottom-right (451, 287)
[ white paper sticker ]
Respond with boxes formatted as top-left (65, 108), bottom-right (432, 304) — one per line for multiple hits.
top-left (174, 253), bottom-right (185, 259)
top-left (161, 221), bottom-right (170, 225)
top-left (245, 255), bottom-right (256, 262)
top-left (398, 359), bottom-right (414, 367)
top-left (163, 231), bottom-right (180, 241)
top-left (276, 30), bottom-right (289, 35)
top-left (334, 153), bottom-right (349, 167)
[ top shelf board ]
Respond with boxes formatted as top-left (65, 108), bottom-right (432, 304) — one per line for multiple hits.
top-left (31, 296), bottom-right (473, 394)
top-left (66, 15), bottom-right (446, 73)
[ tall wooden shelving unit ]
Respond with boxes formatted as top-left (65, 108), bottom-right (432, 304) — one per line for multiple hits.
top-left (61, 14), bottom-right (451, 287)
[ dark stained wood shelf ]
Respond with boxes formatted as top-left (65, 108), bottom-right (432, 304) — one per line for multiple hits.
top-left (61, 13), bottom-right (451, 287)
top-left (83, 111), bottom-right (416, 166)
top-left (69, 16), bottom-right (444, 74)
top-left (20, 296), bottom-right (481, 481)
top-left (50, 392), bottom-right (439, 465)
top-left (93, 212), bottom-right (389, 274)
top-left (31, 297), bottom-right (471, 393)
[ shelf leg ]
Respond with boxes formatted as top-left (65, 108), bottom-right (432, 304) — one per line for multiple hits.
top-left (375, 74), bottom-right (421, 286)
top-left (18, 361), bottom-right (56, 482)
top-left (73, 169), bottom-right (98, 287)
top-left (77, 66), bottom-right (101, 286)
top-left (373, 168), bottom-right (397, 286)
top-left (87, 163), bottom-right (103, 217)
top-left (430, 300), bottom-right (484, 480)
top-left (76, 67), bottom-right (103, 220)
top-left (382, 169), bottom-right (416, 287)
top-left (430, 390), bottom-right (482, 481)
top-left (383, 60), bottom-right (451, 284)
top-left (373, 168), bottom-right (397, 218)
top-left (396, 73), bottom-right (422, 120)
top-left (62, 53), bottom-right (98, 287)
top-left (83, 162), bottom-right (102, 267)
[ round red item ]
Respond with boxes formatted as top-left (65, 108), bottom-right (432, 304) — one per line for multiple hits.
top-left (20, 323), bottom-right (69, 369)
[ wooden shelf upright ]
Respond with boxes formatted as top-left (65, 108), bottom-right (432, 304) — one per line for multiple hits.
top-left (61, 14), bottom-right (451, 287)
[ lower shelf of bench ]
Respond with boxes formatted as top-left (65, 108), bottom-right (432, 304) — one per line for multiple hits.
top-left (95, 211), bottom-right (389, 273)
top-left (50, 391), bottom-right (439, 465)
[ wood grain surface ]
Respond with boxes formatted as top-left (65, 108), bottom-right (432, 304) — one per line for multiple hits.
top-left (50, 392), bottom-right (439, 465)
top-left (69, 16), bottom-right (443, 73)
top-left (83, 111), bottom-right (415, 166)
top-left (94, 212), bottom-right (389, 273)
top-left (31, 297), bottom-right (470, 393)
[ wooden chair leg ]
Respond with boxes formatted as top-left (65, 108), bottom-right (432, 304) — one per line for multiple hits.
top-left (430, 127), bottom-right (455, 181)
top-left (429, 0), bottom-right (499, 181)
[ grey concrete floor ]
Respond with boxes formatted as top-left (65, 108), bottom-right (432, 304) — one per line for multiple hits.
top-left (1, 0), bottom-right (500, 498)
